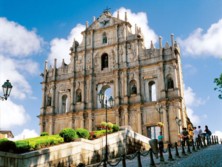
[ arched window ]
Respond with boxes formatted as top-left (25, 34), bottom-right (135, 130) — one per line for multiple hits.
top-left (76, 89), bottom-right (82, 102)
top-left (101, 53), bottom-right (108, 70)
top-left (130, 80), bottom-right (137, 95)
top-left (167, 77), bottom-right (174, 89)
top-left (61, 95), bottom-right (68, 113)
top-left (149, 81), bottom-right (156, 101)
top-left (102, 32), bottom-right (107, 44)
top-left (97, 85), bottom-right (114, 109)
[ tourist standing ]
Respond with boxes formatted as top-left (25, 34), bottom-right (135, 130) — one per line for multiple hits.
top-left (193, 127), bottom-right (199, 146)
top-left (158, 131), bottom-right (164, 160)
top-left (198, 126), bottom-right (203, 147)
top-left (181, 127), bottom-right (189, 147)
top-left (158, 132), bottom-right (164, 150)
top-left (205, 125), bottom-right (212, 145)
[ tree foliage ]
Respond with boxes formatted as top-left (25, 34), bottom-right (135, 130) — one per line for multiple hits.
top-left (76, 128), bottom-right (90, 139)
top-left (59, 128), bottom-right (78, 142)
top-left (214, 73), bottom-right (222, 99)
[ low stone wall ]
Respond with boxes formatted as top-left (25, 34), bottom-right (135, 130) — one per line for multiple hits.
top-left (0, 129), bottom-right (150, 167)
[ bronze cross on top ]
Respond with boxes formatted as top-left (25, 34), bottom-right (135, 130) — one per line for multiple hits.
top-left (103, 7), bottom-right (111, 13)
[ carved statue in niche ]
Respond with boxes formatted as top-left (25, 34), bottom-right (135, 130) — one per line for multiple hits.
top-left (104, 56), bottom-right (108, 67)
top-left (131, 84), bottom-right (137, 94)
top-left (76, 90), bottom-right (82, 102)
top-left (47, 96), bottom-right (51, 106)
top-left (167, 78), bottom-right (174, 89)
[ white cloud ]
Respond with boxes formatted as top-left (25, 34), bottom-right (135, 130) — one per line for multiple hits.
top-left (177, 19), bottom-right (222, 58)
top-left (11, 129), bottom-right (39, 141)
top-left (0, 55), bottom-right (32, 99)
top-left (0, 18), bottom-right (42, 131)
top-left (213, 131), bottom-right (222, 141)
top-left (15, 59), bottom-right (40, 75)
top-left (184, 86), bottom-right (207, 126)
top-left (0, 99), bottom-right (30, 129)
top-left (113, 7), bottom-right (158, 48)
top-left (48, 24), bottom-right (85, 66)
top-left (184, 86), bottom-right (205, 107)
top-left (0, 17), bottom-right (42, 57)
top-left (0, 17), bottom-right (42, 99)
top-left (186, 107), bottom-right (200, 125)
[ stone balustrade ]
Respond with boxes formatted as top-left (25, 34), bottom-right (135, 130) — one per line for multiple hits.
top-left (0, 128), bottom-right (150, 167)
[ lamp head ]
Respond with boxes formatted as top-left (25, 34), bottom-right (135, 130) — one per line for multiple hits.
top-left (2, 80), bottom-right (13, 100)
top-left (108, 96), bottom-right (114, 107)
top-left (98, 89), bottom-right (104, 103)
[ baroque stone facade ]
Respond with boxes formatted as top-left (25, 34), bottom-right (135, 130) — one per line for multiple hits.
top-left (39, 10), bottom-right (189, 144)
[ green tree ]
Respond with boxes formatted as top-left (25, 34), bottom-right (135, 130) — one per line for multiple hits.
top-left (214, 73), bottom-right (222, 99)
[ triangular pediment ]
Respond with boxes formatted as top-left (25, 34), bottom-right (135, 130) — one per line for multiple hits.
top-left (83, 11), bottom-right (131, 32)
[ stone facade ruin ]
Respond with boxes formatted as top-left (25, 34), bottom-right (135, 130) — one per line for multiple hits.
top-left (39, 10), bottom-right (190, 144)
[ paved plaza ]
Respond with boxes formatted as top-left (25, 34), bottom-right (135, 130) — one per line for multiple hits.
top-left (102, 144), bottom-right (222, 167)
top-left (165, 144), bottom-right (222, 167)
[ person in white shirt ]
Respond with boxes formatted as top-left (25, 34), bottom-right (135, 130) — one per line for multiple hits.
top-left (197, 126), bottom-right (203, 147)
top-left (198, 126), bottom-right (202, 135)
top-left (193, 127), bottom-right (199, 145)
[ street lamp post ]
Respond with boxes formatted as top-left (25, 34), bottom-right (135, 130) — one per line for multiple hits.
top-left (98, 89), bottom-right (114, 165)
top-left (0, 80), bottom-right (13, 101)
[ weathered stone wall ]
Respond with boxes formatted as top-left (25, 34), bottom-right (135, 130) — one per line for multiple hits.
top-left (0, 129), bottom-right (150, 167)
top-left (39, 10), bottom-right (189, 145)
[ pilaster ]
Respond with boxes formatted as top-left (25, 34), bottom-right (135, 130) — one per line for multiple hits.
top-left (88, 111), bottom-right (92, 131)
top-left (115, 109), bottom-right (119, 125)
top-left (124, 109), bottom-right (129, 125)
top-left (137, 110), bottom-right (142, 134)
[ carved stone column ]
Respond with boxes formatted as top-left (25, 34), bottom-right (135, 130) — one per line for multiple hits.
top-left (51, 85), bottom-right (56, 114)
top-left (173, 64), bottom-right (179, 88)
top-left (88, 111), bottom-right (92, 131)
top-left (123, 70), bottom-right (129, 103)
top-left (115, 109), bottom-right (119, 125)
top-left (137, 110), bottom-right (142, 134)
top-left (124, 109), bottom-right (129, 126)
top-left (70, 79), bottom-right (75, 112)
top-left (114, 71), bottom-right (120, 105)
top-left (41, 84), bottom-right (46, 114)
top-left (80, 113), bottom-right (84, 129)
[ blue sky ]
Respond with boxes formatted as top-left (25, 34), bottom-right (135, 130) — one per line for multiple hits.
top-left (0, 0), bottom-right (222, 140)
